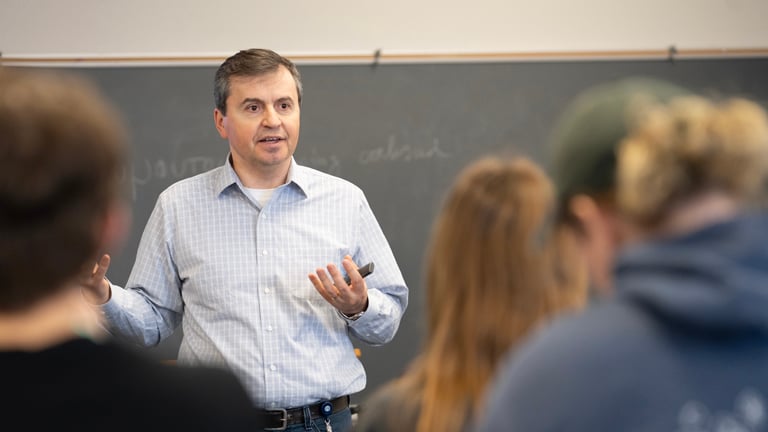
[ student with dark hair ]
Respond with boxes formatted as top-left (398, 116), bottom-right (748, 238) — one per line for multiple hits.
top-left (0, 68), bottom-right (262, 431)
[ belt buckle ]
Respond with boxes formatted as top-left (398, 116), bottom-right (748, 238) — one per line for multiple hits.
top-left (264, 408), bottom-right (288, 431)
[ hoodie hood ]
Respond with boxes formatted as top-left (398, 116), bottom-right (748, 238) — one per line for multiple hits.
top-left (614, 213), bottom-right (768, 334)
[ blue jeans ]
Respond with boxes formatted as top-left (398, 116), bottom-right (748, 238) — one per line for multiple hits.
top-left (263, 407), bottom-right (353, 432)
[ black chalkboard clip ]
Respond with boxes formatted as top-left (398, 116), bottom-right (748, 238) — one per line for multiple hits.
top-left (372, 49), bottom-right (382, 68)
top-left (667, 44), bottom-right (677, 63)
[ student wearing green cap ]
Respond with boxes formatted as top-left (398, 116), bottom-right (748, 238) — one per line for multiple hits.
top-left (475, 78), bottom-right (768, 431)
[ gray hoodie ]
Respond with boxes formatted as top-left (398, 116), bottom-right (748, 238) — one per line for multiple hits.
top-left (476, 213), bottom-right (768, 432)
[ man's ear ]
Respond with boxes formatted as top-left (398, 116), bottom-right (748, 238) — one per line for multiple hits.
top-left (568, 194), bottom-right (623, 295)
top-left (214, 108), bottom-right (228, 139)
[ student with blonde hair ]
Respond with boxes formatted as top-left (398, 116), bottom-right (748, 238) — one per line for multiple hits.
top-left (357, 155), bottom-right (587, 432)
top-left (477, 78), bottom-right (768, 431)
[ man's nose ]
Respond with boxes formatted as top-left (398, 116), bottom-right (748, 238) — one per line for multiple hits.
top-left (262, 107), bottom-right (281, 127)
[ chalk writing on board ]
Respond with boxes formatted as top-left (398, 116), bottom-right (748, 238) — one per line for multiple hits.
top-left (124, 156), bottom-right (220, 201)
top-left (359, 135), bottom-right (450, 164)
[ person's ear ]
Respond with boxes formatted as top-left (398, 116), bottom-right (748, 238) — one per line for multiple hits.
top-left (568, 194), bottom-right (621, 294)
top-left (214, 108), bottom-right (228, 139)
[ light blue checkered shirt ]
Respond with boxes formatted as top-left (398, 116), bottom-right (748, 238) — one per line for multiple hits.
top-left (102, 157), bottom-right (408, 408)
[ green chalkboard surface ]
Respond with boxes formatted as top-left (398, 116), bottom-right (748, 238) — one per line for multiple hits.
top-left (38, 57), bottom-right (768, 403)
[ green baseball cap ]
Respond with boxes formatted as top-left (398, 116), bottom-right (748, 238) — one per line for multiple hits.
top-left (550, 77), bottom-right (692, 206)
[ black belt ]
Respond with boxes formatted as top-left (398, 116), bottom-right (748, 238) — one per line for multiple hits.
top-left (262, 395), bottom-right (350, 430)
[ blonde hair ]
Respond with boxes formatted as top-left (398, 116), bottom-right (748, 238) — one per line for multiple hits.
top-left (384, 156), bottom-right (587, 432)
top-left (618, 96), bottom-right (768, 227)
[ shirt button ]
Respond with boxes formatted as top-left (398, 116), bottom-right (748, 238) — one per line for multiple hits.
top-left (270, 364), bottom-right (277, 371)
top-left (266, 325), bottom-right (273, 331)
top-left (262, 250), bottom-right (268, 255)
top-left (264, 288), bottom-right (271, 294)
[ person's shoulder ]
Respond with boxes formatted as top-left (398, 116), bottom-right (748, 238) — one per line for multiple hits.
top-left (477, 302), bottom-right (643, 431)
top-left (294, 163), bottom-right (365, 196)
top-left (11, 339), bottom-right (261, 431)
top-left (480, 299), bottom-right (641, 406)
top-left (149, 165), bottom-right (228, 212)
top-left (98, 342), bottom-right (259, 428)
top-left (509, 298), bottom-right (647, 369)
top-left (296, 164), bottom-right (360, 187)
top-left (85, 340), bottom-right (250, 400)
top-left (487, 300), bottom-right (654, 395)
top-left (161, 165), bottom-right (224, 195)
top-left (3, 339), bottom-right (263, 432)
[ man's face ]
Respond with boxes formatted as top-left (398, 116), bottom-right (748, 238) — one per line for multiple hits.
top-left (214, 66), bottom-right (300, 183)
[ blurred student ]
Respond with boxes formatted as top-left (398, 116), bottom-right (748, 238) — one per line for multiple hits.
top-left (476, 78), bottom-right (768, 431)
top-left (356, 155), bottom-right (587, 432)
top-left (0, 68), bottom-right (262, 431)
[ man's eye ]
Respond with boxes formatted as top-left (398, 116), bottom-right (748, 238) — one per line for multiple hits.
top-left (247, 105), bottom-right (260, 112)
top-left (279, 102), bottom-right (291, 110)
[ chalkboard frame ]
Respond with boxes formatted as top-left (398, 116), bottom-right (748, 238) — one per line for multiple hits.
top-left (24, 57), bottom-right (768, 403)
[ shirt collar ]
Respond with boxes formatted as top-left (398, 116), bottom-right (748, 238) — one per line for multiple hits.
top-left (214, 154), bottom-right (310, 198)
top-left (286, 158), bottom-right (310, 198)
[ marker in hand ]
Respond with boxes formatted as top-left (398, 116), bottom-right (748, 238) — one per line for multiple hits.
top-left (343, 262), bottom-right (374, 285)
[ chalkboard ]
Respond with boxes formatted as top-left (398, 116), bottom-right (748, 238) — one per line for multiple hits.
top-left (42, 57), bottom-right (768, 404)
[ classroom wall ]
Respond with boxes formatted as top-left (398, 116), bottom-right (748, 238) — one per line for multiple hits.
top-left (3, 0), bottom-right (768, 408)
top-left (1, 0), bottom-right (767, 60)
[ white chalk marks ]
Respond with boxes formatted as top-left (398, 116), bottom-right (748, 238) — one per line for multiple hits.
top-left (359, 135), bottom-right (450, 164)
top-left (124, 156), bottom-right (219, 201)
top-left (124, 134), bottom-right (450, 200)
